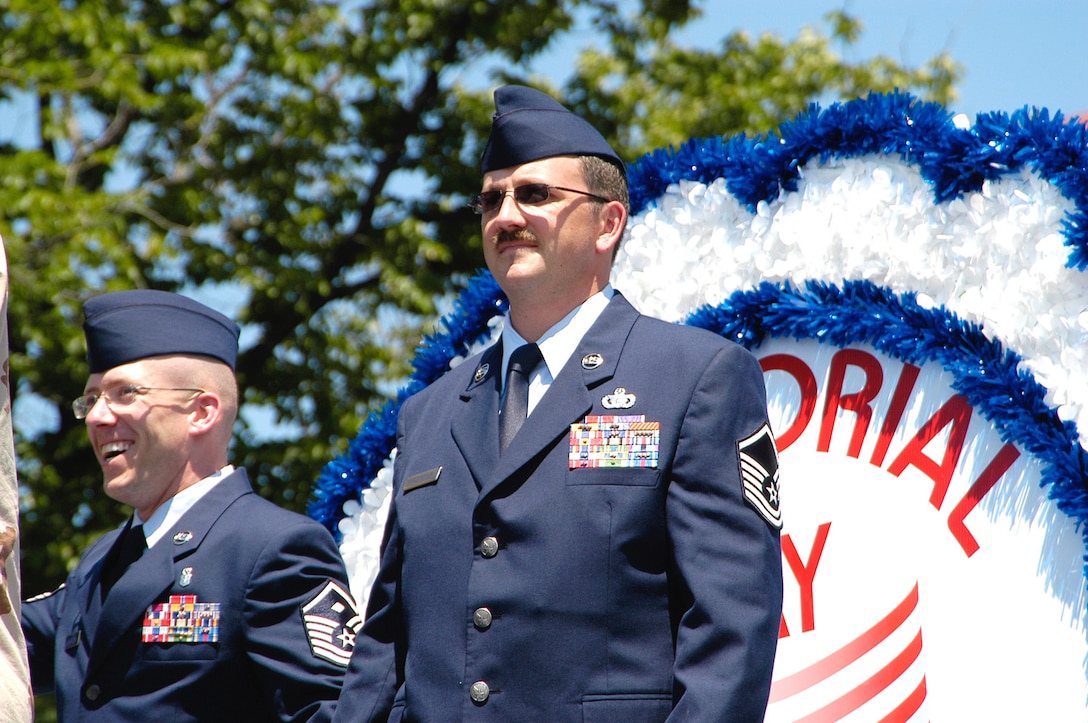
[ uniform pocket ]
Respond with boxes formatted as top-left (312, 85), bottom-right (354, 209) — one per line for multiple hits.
top-left (139, 641), bottom-right (219, 662)
top-left (567, 468), bottom-right (660, 487)
top-left (581, 692), bottom-right (672, 722)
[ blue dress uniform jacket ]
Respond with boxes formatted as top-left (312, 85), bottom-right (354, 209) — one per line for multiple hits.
top-left (23, 468), bottom-right (356, 722)
top-left (334, 293), bottom-right (783, 722)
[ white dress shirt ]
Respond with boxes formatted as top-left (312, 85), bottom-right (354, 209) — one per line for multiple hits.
top-left (500, 285), bottom-right (615, 416)
top-left (136, 465), bottom-right (235, 548)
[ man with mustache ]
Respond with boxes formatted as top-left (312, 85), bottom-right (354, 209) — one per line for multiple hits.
top-left (334, 86), bottom-right (784, 722)
top-left (23, 290), bottom-right (359, 721)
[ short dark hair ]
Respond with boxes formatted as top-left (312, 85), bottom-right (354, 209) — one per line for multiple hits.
top-left (579, 155), bottom-right (629, 260)
top-left (579, 156), bottom-right (629, 216)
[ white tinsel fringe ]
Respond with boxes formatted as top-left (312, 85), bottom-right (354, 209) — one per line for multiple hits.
top-left (337, 449), bottom-right (395, 605)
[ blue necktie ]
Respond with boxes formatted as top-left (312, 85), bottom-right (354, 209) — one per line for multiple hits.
top-left (499, 343), bottom-right (542, 453)
top-left (101, 523), bottom-right (145, 596)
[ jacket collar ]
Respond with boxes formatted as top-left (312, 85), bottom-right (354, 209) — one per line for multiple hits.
top-left (452, 293), bottom-right (640, 501)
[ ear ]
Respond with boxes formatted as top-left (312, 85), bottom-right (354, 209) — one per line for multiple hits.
top-left (188, 391), bottom-right (223, 438)
top-left (595, 200), bottom-right (627, 256)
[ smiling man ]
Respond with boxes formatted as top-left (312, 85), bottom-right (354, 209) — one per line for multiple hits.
top-left (23, 290), bottom-right (359, 722)
top-left (333, 86), bottom-right (783, 722)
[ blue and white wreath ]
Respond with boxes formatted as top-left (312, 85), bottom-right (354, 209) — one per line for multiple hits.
top-left (309, 92), bottom-right (1088, 606)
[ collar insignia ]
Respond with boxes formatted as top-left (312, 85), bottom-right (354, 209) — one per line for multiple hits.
top-left (581, 353), bottom-right (604, 369)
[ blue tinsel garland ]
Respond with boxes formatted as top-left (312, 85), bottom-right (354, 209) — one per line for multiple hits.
top-left (686, 280), bottom-right (1088, 571)
top-left (307, 91), bottom-right (1088, 581)
top-left (628, 92), bottom-right (1088, 269)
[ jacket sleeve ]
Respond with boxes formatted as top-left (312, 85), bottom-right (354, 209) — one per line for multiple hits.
top-left (243, 519), bottom-right (358, 723)
top-left (21, 583), bottom-right (65, 695)
top-left (667, 343), bottom-right (783, 721)
top-left (331, 408), bottom-right (410, 723)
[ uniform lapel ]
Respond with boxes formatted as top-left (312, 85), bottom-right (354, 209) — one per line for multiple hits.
top-left (73, 527), bottom-right (123, 652)
top-left (451, 343), bottom-right (503, 489)
top-left (480, 294), bottom-right (640, 500)
top-left (87, 526), bottom-right (174, 668)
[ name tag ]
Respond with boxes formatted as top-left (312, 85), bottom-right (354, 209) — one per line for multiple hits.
top-left (404, 466), bottom-right (443, 492)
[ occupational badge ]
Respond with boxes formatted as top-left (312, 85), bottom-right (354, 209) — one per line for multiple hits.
top-left (301, 580), bottom-right (362, 667)
top-left (737, 423), bottom-right (782, 529)
top-left (474, 363), bottom-right (489, 383)
top-left (601, 387), bottom-right (636, 409)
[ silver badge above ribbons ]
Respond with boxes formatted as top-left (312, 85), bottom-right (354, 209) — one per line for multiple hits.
top-left (601, 387), bottom-right (636, 409)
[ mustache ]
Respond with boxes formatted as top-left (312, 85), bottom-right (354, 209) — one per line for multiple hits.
top-left (495, 229), bottom-right (538, 245)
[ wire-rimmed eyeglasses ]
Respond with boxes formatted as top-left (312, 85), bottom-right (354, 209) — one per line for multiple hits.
top-left (72, 384), bottom-right (205, 420)
top-left (467, 183), bottom-right (611, 215)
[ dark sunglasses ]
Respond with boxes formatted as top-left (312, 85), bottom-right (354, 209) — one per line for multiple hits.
top-left (468, 183), bottom-right (611, 215)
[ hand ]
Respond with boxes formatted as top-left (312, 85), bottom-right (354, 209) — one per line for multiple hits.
top-left (0, 525), bottom-right (15, 615)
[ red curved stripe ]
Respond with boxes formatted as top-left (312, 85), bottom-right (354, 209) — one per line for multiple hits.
top-left (794, 629), bottom-right (924, 723)
top-left (770, 583), bottom-right (920, 702)
top-left (879, 675), bottom-right (927, 723)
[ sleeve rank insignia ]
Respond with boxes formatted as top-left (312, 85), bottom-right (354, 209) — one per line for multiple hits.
top-left (737, 423), bottom-right (782, 529)
top-left (300, 580), bottom-right (362, 667)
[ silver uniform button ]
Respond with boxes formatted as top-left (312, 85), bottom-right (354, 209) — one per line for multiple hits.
top-left (473, 607), bottom-right (493, 629)
top-left (480, 536), bottom-right (499, 558)
top-left (85, 684), bottom-right (101, 701)
top-left (470, 680), bottom-right (490, 703)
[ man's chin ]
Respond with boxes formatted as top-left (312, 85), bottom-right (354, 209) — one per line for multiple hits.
top-left (101, 475), bottom-right (133, 503)
top-left (495, 259), bottom-right (544, 286)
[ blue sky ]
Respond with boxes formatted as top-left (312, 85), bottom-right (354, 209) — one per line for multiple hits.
top-left (704, 0), bottom-right (1088, 118)
top-left (6, 1), bottom-right (1083, 145)
top-left (549, 0), bottom-right (1088, 121)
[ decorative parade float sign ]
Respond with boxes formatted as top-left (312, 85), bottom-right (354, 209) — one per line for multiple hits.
top-left (310, 93), bottom-right (1088, 721)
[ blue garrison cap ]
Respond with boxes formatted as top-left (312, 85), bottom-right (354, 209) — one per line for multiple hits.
top-left (83, 290), bottom-right (240, 373)
top-left (479, 85), bottom-right (624, 173)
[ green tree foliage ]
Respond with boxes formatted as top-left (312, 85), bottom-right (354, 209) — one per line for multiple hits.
top-left (1, 0), bottom-right (958, 599)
